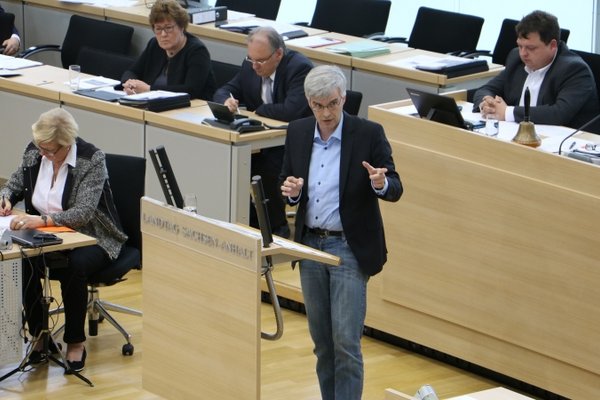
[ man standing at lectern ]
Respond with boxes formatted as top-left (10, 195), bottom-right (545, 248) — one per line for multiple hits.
top-left (473, 10), bottom-right (599, 131)
top-left (214, 26), bottom-right (313, 238)
top-left (280, 65), bottom-right (403, 400)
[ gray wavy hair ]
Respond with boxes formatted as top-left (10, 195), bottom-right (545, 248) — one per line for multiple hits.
top-left (304, 65), bottom-right (347, 100)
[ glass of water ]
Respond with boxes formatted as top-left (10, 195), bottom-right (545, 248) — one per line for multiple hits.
top-left (68, 64), bottom-right (81, 90)
top-left (183, 194), bottom-right (197, 213)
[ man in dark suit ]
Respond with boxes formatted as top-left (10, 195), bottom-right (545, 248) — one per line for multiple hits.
top-left (280, 65), bottom-right (402, 400)
top-left (473, 10), bottom-right (599, 131)
top-left (214, 26), bottom-right (313, 237)
top-left (0, 4), bottom-right (20, 55)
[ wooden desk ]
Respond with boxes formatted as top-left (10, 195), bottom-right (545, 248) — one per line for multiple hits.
top-left (144, 103), bottom-right (287, 225)
top-left (0, 230), bottom-right (96, 366)
top-left (367, 98), bottom-right (600, 399)
top-left (352, 49), bottom-right (504, 116)
top-left (61, 89), bottom-right (146, 158)
top-left (286, 32), bottom-right (409, 86)
top-left (0, 65), bottom-right (66, 181)
top-left (18, 2), bottom-right (502, 118)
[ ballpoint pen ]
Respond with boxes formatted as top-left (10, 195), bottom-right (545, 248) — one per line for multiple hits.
top-left (230, 92), bottom-right (240, 114)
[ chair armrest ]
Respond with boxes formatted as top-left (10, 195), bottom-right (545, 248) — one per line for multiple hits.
top-left (19, 44), bottom-right (61, 59)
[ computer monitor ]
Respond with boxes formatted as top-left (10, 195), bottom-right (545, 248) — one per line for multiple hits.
top-left (406, 87), bottom-right (476, 130)
top-left (148, 146), bottom-right (184, 209)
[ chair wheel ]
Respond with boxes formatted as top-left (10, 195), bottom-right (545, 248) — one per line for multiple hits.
top-left (89, 319), bottom-right (98, 336)
top-left (122, 343), bottom-right (134, 356)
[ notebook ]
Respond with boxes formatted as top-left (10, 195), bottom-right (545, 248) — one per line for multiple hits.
top-left (10, 229), bottom-right (63, 248)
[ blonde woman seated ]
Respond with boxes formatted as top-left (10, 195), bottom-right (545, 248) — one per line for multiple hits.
top-left (0, 108), bottom-right (126, 372)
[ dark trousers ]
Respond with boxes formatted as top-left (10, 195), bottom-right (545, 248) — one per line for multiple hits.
top-left (23, 245), bottom-right (109, 344)
top-left (250, 146), bottom-right (287, 230)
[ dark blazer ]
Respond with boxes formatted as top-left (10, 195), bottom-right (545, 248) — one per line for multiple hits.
top-left (0, 5), bottom-right (18, 36)
top-left (213, 49), bottom-right (313, 122)
top-left (122, 32), bottom-right (216, 100)
top-left (280, 113), bottom-right (403, 276)
top-left (473, 42), bottom-right (600, 130)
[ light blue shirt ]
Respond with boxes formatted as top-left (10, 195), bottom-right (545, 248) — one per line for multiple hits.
top-left (305, 114), bottom-right (344, 231)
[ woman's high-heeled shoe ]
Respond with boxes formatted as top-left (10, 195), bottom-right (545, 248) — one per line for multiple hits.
top-left (66, 347), bottom-right (86, 373)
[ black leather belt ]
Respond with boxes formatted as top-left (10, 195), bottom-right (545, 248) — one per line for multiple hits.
top-left (305, 227), bottom-right (343, 237)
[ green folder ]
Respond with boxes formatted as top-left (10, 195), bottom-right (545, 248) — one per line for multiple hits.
top-left (326, 41), bottom-right (391, 58)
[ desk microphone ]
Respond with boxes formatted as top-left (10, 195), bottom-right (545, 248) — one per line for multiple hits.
top-left (557, 113), bottom-right (600, 155)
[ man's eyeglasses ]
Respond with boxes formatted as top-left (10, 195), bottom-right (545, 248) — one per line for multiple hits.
top-left (153, 24), bottom-right (176, 35)
top-left (37, 144), bottom-right (63, 157)
top-left (310, 97), bottom-right (343, 112)
top-left (245, 50), bottom-right (277, 66)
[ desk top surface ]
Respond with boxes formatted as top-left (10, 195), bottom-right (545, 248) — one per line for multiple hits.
top-left (2, 231), bottom-right (97, 260)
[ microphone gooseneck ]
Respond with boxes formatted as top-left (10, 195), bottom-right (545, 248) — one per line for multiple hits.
top-left (557, 113), bottom-right (600, 155)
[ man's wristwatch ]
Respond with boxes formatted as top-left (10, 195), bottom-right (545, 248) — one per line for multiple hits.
top-left (41, 215), bottom-right (48, 226)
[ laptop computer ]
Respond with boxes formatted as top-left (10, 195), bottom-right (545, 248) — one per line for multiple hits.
top-left (10, 229), bottom-right (63, 248)
top-left (406, 87), bottom-right (484, 131)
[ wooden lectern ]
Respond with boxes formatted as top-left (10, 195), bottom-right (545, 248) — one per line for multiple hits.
top-left (140, 197), bottom-right (339, 400)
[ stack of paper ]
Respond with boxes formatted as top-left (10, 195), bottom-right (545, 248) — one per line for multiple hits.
top-left (326, 41), bottom-right (390, 58)
top-left (0, 54), bottom-right (42, 70)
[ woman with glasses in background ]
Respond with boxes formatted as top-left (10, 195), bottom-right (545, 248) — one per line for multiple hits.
top-left (0, 108), bottom-right (126, 373)
top-left (122, 0), bottom-right (216, 99)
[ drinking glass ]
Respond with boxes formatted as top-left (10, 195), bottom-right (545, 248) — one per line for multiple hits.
top-left (183, 194), bottom-right (197, 213)
top-left (68, 64), bottom-right (81, 90)
top-left (484, 113), bottom-right (499, 137)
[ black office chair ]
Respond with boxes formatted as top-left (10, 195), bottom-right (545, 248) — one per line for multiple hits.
top-left (463, 18), bottom-right (571, 66)
top-left (20, 14), bottom-right (134, 69)
top-left (571, 49), bottom-right (600, 134)
top-left (211, 59), bottom-right (241, 88)
top-left (375, 7), bottom-right (484, 55)
top-left (301, 0), bottom-right (391, 38)
top-left (343, 90), bottom-right (362, 116)
top-left (215, 0), bottom-right (281, 20)
top-left (53, 154), bottom-right (145, 356)
top-left (0, 11), bottom-right (15, 45)
top-left (87, 153), bottom-right (145, 355)
top-left (77, 47), bottom-right (136, 81)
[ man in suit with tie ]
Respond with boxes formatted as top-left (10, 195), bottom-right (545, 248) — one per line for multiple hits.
top-left (280, 65), bottom-right (403, 400)
top-left (214, 26), bottom-right (313, 237)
